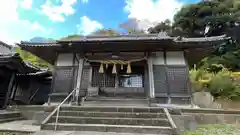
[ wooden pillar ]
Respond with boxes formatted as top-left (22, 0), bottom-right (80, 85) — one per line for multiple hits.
top-left (75, 56), bottom-right (84, 105)
top-left (115, 73), bottom-right (119, 88)
top-left (184, 50), bottom-right (194, 106)
top-left (147, 57), bottom-right (155, 98)
top-left (3, 73), bottom-right (15, 109)
top-left (88, 66), bottom-right (93, 87)
top-left (164, 51), bottom-right (171, 104)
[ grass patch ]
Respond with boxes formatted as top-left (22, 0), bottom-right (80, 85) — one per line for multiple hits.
top-left (184, 124), bottom-right (240, 135)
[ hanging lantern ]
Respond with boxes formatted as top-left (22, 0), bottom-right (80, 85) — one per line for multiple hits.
top-left (126, 62), bottom-right (132, 74)
top-left (99, 63), bottom-right (104, 73)
top-left (112, 64), bottom-right (117, 74)
top-left (121, 64), bottom-right (123, 70)
top-left (105, 64), bottom-right (108, 69)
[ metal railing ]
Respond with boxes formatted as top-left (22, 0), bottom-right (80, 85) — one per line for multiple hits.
top-left (41, 88), bottom-right (76, 130)
top-left (163, 108), bottom-right (177, 129)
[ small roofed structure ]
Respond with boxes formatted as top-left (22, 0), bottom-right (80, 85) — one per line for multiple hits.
top-left (17, 33), bottom-right (230, 106)
top-left (0, 41), bottom-right (52, 108)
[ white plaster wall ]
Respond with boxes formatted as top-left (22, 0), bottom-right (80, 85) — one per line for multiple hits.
top-left (152, 51), bottom-right (164, 65)
top-left (56, 53), bottom-right (74, 66)
top-left (166, 51), bottom-right (186, 65)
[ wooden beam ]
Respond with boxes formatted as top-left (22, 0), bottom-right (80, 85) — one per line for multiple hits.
top-left (75, 56), bottom-right (84, 105)
top-left (85, 54), bottom-right (145, 61)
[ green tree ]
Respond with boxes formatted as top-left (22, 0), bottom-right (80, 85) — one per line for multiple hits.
top-left (148, 19), bottom-right (172, 34)
top-left (173, 0), bottom-right (240, 71)
top-left (92, 29), bottom-right (120, 36)
top-left (173, 0), bottom-right (240, 37)
top-left (61, 34), bottom-right (81, 39)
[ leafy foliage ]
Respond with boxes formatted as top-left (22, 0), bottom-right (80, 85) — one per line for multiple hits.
top-left (199, 49), bottom-right (240, 71)
top-left (190, 67), bottom-right (240, 100)
top-left (172, 0), bottom-right (240, 71)
top-left (61, 34), bottom-right (81, 39)
top-left (92, 29), bottom-right (121, 36)
top-left (207, 69), bottom-right (240, 100)
top-left (15, 47), bottom-right (52, 69)
top-left (184, 124), bottom-right (240, 135)
top-left (173, 0), bottom-right (240, 37)
top-left (147, 20), bottom-right (171, 33)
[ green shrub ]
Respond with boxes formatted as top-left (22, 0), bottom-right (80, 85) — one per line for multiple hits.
top-left (207, 64), bottom-right (224, 73)
top-left (189, 68), bottom-right (240, 100)
top-left (207, 69), bottom-right (240, 100)
top-left (184, 124), bottom-right (240, 135)
top-left (189, 68), bottom-right (212, 92)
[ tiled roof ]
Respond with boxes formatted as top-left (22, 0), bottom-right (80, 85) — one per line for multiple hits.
top-left (0, 41), bottom-right (13, 55)
top-left (18, 33), bottom-right (230, 46)
top-left (16, 70), bottom-right (52, 76)
top-left (18, 42), bottom-right (59, 47)
top-left (0, 41), bottom-right (52, 76)
top-left (58, 33), bottom-right (173, 42)
top-left (57, 33), bottom-right (230, 43)
top-left (174, 35), bottom-right (231, 42)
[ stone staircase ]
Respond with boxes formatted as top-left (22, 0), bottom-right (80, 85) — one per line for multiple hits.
top-left (41, 106), bottom-right (177, 134)
top-left (83, 96), bottom-right (149, 107)
top-left (0, 111), bottom-right (24, 123)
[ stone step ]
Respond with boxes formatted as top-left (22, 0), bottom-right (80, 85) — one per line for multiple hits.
top-left (84, 97), bottom-right (149, 107)
top-left (170, 97), bottom-right (191, 105)
top-left (41, 123), bottom-right (175, 134)
top-left (8, 105), bottom-right (54, 112)
top-left (83, 102), bottom-right (149, 107)
top-left (0, 111), bottom-right (21, 119)
top-left (86, 97), bottom-right (148, 102)
top-left (59, 106), bottom-right (165, 113)
top-left (0, 117), bottom-right (24, 123)
top-left (50, 116), bottom-right (170, 127)
top-left (55, 111), bottom-right (167, 118)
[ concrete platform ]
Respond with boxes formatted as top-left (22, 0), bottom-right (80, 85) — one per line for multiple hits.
top-left (0, 120), bottom-right (40, 133)
top-left (34, 130), bottom-right (166, 135)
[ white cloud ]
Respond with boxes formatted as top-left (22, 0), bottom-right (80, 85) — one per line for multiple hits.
top-left (124, 0), bottom-right (183, 30)
top-left (20, 0), bottom-right (32, 9)
top-left (81, 0), bottom-right (89, 4)
top-left (77, 16), bottom-right (103, 35)
top-left (41, 0), bottom-right (77, 22)
top-left (0, 0), bottom-right (51, 44)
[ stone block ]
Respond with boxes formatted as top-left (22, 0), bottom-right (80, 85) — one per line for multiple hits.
top-left (32, 111), bottom-right (51, 125)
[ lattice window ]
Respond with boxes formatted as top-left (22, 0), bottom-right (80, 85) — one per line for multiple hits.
top-left (166, 66), bottom-right (189, 94)
top-left (153, 65), bottom-right (168, 95)
top-left (119, 75), bottom-right (143, 88)
top-left (91, 66), bottom-right (115, 87)
top-left (91, 65), bottom-right (144, 88)
top-left (53, 67), bottom-right (75, 93)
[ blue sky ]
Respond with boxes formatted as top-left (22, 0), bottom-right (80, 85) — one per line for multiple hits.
top-left (0, 0), bottom-right (199, 44)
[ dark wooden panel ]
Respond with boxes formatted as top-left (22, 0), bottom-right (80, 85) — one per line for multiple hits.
top-left (81, 67), bottom-right (90, 90)
top-left (166, 66), bottom-right (190, 95)
top-left (153, 65), bottom-right (168, 97)
top-left (53, 66), bottom-right (75, 93)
